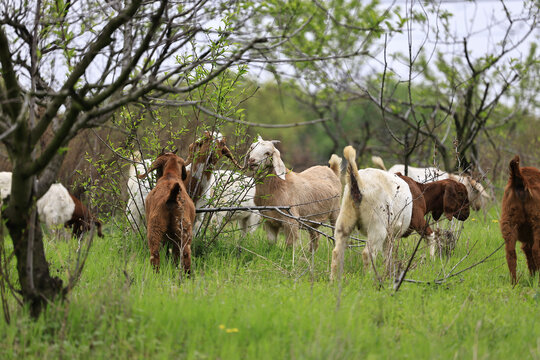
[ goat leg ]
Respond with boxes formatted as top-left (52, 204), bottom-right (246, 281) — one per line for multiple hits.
top-left (505, 239), bottom-right (518, 284)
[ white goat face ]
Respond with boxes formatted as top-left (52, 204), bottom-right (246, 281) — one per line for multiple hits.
top-left (247, 136), bottom-right (287, 180)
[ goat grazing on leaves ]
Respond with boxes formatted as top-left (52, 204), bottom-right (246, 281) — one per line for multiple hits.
top-left (395, 173), bottom-right (470, 257)
top-left (500, 155), bottom-right (540, 284)
top-left (246, 136), bottom-right (342, 251)
top-left (124, 132), bottom-right (239, 233)
top-left (138, 151), bottom-right (195, 274)
top-left (371, 156), bottom-right (490, 211)
top-left (185, 131), bottom-right (249, 234)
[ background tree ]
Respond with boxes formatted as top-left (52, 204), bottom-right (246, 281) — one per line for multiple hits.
top-left (251, 0), bottom-right (400, 156)
top-left (361, 0), bottom-right (539, 173)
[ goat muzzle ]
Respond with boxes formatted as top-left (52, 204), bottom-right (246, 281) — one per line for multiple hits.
top-left (222, 145), bottom-right (245, 170)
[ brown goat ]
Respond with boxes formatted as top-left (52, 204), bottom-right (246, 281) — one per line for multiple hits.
top-left (138, 151), bottom-right (196, 274)
top-left (185, 131), bottom-right (242, 234)
top-left (65, 194), bottom-right (104, 238)
top-left (500, 155), bottom-right (540, 284)
top-left (396, 173), bottom-right (470, 256)
top-left (185, 131), bottom-right (242, 205)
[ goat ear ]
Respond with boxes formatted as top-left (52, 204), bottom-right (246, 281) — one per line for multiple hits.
top-left (182, 164), bottom-right (187, 181)
top-left (443, 183), bottom-right (457, 221)
top-left (257, 135), bottom-right (263, 142)
top-left (271, 140), bottom-right (280, 145)
top-left (272, 148), bottom-right (287, 180)
top-left (138, 157), bottom-right (165, 179)
top-left (172, 148), bottom-right (178, 155)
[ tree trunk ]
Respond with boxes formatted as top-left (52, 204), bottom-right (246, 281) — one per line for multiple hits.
top-left (9, 218), bottom-right (63, 318)
top-left (5, 170), bottom-right (63, 318)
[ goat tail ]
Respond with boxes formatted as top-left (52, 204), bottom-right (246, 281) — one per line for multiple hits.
top-left (509, 155), bottom-right (527, 195)
top-left (166, 183), bottom-right (181, 209)
top-left (371, 155), bottom-right (387, 170)
top-left (329, 154), bottom-right (342, 179)
top-left (343, 146), bottom-right (363, 204)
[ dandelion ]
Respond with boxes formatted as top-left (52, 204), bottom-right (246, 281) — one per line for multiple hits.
top-left (226, 328), bottom-right (239, 333)
top-left (492, 219), bottom-right (499, 223)
top-left (471, 218), bottom-right (477, 221)
top-left (219, 324), bottom-right (226, 330)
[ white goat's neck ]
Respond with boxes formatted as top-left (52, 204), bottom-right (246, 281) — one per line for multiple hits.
top-left (189, 159), bottom-right (214, 204)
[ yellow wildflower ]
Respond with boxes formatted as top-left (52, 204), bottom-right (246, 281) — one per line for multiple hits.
top-left (219, 324), bottom-right (226, 330)
top-left (226, 328), bottom-right (239, 333)
top-left (471, 218), bottom-right (476, 221)
top-left (492, 219), bottom-right (499, 223)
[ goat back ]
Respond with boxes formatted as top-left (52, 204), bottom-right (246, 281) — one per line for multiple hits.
top-left (508, 155), bottom-right (540, 200)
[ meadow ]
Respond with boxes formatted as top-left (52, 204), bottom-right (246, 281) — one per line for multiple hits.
top-left (0, 207), bottom-right (539, 360)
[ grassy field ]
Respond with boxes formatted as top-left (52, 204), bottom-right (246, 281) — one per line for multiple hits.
top-left (0, 207), bottom-right (539, 359)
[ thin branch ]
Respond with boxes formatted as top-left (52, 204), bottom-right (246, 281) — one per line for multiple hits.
top-left (194, 103), bottom-right (329, 128)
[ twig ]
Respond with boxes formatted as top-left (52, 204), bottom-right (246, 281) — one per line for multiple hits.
top-left (403, 241), bottom-right (505, 285)
top-left (196, 205), bottom-right (291, 213)
top-left (393, 235), bottom-right (424, 293)
top-left (195, 103), bottom-right (329, 128)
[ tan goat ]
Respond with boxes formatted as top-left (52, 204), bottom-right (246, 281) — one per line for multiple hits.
top-left (246, 136), bottom-right (342, 251)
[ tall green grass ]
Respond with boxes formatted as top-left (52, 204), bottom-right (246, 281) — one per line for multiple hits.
top-left (0, 208), bottom-right (539, 359)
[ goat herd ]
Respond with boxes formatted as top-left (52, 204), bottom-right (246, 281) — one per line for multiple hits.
top-left (121, 131), bottom-right (539, 285)
top-left (1, 131), bottom-right (538, 285)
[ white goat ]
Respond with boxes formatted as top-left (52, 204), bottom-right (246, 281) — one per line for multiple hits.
top-left (36, 183), bottom-right (76, 228)
top-left (0, 173), bottom-right (101, 237)
top-left (0, 173), bottom-right (74, 226)
top-left (331, 147), bottom-right (413, 280)
top-left (246, 136), bottom-right (342, 251)
top-left (371, 155), bottom-right (490, 211)
top-left (125, 154), bottom-right (154, 232)
top-left (209, 170), bottom-right (260, 233)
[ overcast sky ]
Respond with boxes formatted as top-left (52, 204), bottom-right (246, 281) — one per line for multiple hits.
top-left (371, 0), bottom-right (538, 79)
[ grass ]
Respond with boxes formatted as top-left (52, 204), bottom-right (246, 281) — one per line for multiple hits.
top-left (0, 208), bottom-right (539, 359)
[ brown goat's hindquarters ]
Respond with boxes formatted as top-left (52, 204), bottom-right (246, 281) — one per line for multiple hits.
top-left (144, 153), bottom-right (195, 276)
top-left (500, 155), bottom-right (540, 284)
top-left (146, 182), bottom-right (194, 274)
